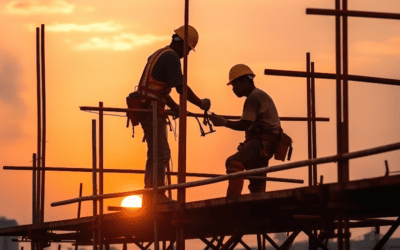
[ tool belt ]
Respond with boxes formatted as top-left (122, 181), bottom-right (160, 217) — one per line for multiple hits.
top-left (241, 127), bottom-right (279, 159)
top-left (126, 87), bottom-right (168, 138)
top-left (245, 126), bottom-right (278, 141)
top-left (243, 126), bottom-right (293, 161)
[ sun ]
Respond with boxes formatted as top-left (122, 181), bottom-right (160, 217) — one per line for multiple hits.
top-left (121, 195), bottom-right (142, 208)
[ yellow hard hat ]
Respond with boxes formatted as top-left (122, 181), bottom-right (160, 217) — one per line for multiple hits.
top-left (227, 64), bottom-right (256, 85)
top-left (174, 25), bottom-right (199, 51)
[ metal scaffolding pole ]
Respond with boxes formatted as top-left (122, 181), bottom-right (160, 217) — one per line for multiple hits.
top-left (177, 0), bottom-right (190, 249)
top-left (35, 26), bottom-right (42, 229)
top-left (99, 102), bottom-right (104, 250)
top-left (341, 0), bottom-right (349, 184)
top-left (152, 101), bottom-right (160, 250)
top-left (306, 53), bottom-right (312, 187)
top-left (92, 119), bottom-right (98, 250)
top-left (334, 0), bottom-right (344, 185)
top-left (311, 62), bottom-right (317, 186)
top-left (40, 24), bottom-right (47, 224)
top-left (50, 142), bottom-right (400, 207)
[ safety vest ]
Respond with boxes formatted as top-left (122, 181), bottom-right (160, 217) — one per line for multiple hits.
top-left (126, 47), bottom-right (174, 137)
top-left (137, 46), bottom-right (174, 102)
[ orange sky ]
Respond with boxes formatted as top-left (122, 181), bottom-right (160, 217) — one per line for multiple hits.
top-left (1, 0), bottom-right (400, 248)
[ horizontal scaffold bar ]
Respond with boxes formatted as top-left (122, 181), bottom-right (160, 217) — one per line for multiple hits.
top-left (2, 166), bottom-right (303, 183)
top-left (264, 69), bottom-right (400, 86)
top-left (80, 106), bottom-right (330, 122)
top-left (51, 142), bottom-right (400, 207)
top-left (306, 8), bottom-right (400, 20)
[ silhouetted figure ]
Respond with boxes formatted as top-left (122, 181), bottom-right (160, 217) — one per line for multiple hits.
top-left (127, 25), bottom-right (210, 204)
top-left (210, 64), bottom-right (281, 197)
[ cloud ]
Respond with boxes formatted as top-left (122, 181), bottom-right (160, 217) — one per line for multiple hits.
top-left (44, 21), bottom-right (122, 32)
top-left (3, 0), bottom-right (74, 15)
top-left (355, 37), bottom-right (400, 56)
top-left (76, 33), bottom-right (170, 51)
top-left (0, 50), bottom-right (27, 142)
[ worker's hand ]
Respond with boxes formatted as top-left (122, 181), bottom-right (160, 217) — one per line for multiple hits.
top-left (171, 106), bottom-right (179, 120)
top-left (200, 98), bottom-right (211, 111)
top-left (209, 114), bottom-right (227, 127)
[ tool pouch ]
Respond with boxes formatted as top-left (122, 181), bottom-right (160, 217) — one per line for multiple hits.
top-left (126, 91), bottom-right (168, 138)
top-left (274, 129), bottom-right (293, 161)
top-left (126, 91), bottom-right (146, 137)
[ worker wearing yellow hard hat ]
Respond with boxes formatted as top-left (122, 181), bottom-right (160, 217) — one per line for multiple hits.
top-left (210, 64), bottom-right (284, 197)
top-left (174, 25), bottom-right (199, 51)
top-left (127, 25), bottom-right (210, 204)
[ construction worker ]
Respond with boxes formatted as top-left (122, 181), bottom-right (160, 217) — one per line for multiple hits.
top-left (209, 64), bottom-right (281, 197)
top-left (135, 25), bottom-right (210, 203)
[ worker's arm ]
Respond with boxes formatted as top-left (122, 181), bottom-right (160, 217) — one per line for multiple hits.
top-left (165, 95), bottom-right (179, 112)
top-left (175, 85), bottom-right (210, 111)
top-left (226, 119), bottom-right (252, 131)
top-left (176, 85), bottom-right (201, 106)
top-left (209, 115), bottom-right (252, 131)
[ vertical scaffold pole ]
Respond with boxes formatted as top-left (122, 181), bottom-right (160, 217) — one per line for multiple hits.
top-left (152, 101), bottom-right (159, 250)
top-left (40, 24), bottom-right (46, 224)
top-left (177, 0), bottom-right (190, 249)
top-left (341, 0), bottom-right (349, 183)
top-left (99, 102), bottom-right (104, 250)
top-left (307, 53), bottom-right (313, 250)
top-left (335, 0), bottom-right (343, 184)
top-left (337, 213), bottom-right (343, 250)
top-left (75, 183), bottom-right (83, 250)
top-left (35, 26), bottom-right (42, 227)
top-left (92, 119), bottom-right (98, 250)
top-left (32, 153), bottom-right (37, 250)
top-left (306, 53), bottom-right (312, 187)
top-left (32, 153), bottom-right (37, 225)
top-left (311, 62), bottom-right (317, 186)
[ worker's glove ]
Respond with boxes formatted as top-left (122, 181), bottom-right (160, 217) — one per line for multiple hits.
top-left (200, 98), bottom-right (211, 111)
top-left (209, 114), bottom-right (227, 127)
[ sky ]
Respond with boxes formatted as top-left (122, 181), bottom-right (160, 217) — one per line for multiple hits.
top-left (1, 0), bottom-right (400, 249)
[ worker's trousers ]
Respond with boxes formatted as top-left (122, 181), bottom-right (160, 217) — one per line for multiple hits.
top-left (140, 114), bottom-right (170, 190)
top-left (226, 138), bottom-right (275, 194)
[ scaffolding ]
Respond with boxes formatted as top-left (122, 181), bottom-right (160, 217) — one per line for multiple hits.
top-left (2, 0), bottom-right (400, 250)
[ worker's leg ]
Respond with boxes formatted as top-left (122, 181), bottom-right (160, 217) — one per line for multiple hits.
top-left (226, 159), bottom-right (245, 197)
top-left (226, 139), bottom-right (261, 197)
top-left (247, 161), bottom-right (268, 194)
top-left (141, 114), bottom-right (171, 190)
top-left (247, 139), bottom-right (276, 194)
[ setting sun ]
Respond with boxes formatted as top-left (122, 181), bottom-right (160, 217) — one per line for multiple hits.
top-left (121, 195), bottom-right (142, 208)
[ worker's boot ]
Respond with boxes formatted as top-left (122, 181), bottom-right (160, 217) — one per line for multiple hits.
top-left (142, 190), bottom-right (176, 207)
top-left (227, 178), bottom-right (244, 197)
top-left (157, 191), bottom-right (177, 204)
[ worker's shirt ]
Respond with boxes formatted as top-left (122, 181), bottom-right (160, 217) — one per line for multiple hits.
top-left (150, 50), bottom-right (183, 88)
top-left (241, 88), bottom-right (281, 134)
